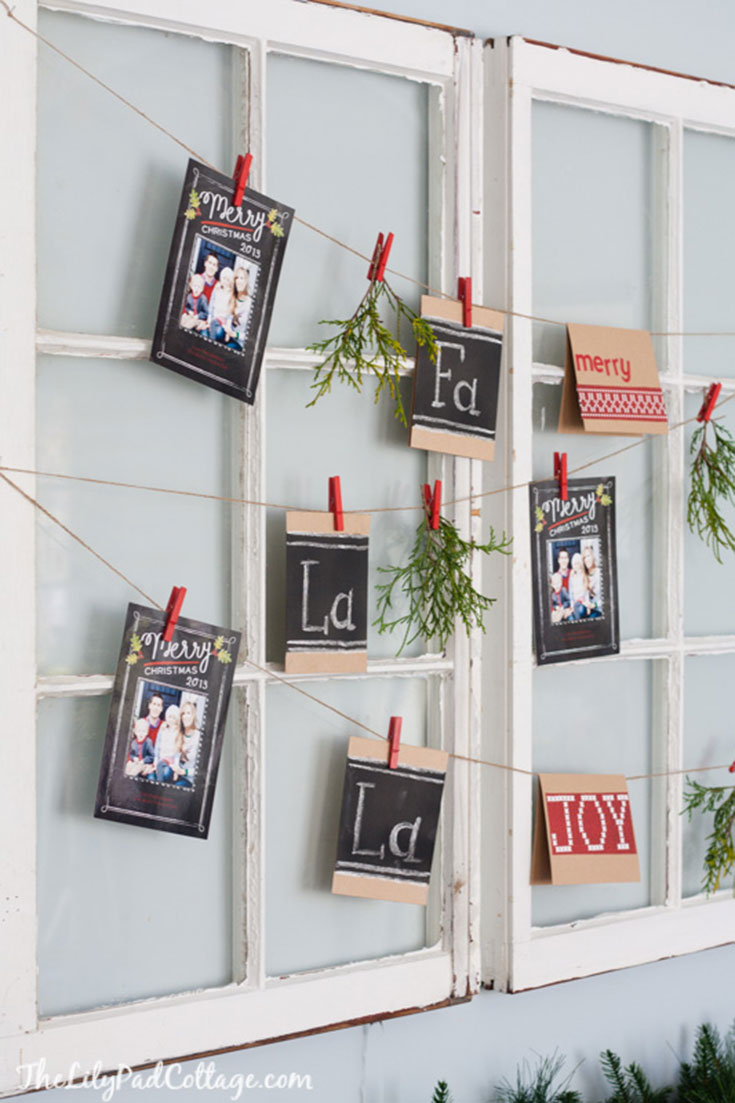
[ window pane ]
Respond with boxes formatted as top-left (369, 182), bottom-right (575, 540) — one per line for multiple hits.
top-left (265, 675), bottom-right (433, 975)
top-left (265, 368), bottom-right (428, 662)
top-left (532, 659), bottom-right (652, 926)
top-left (37, 11), bottom-right (235, 336)
top-left (266, 53), bottom-right (429, 345)
top-left (37, 695), bottom-right (234, 1015)
top-left (682, 654), bottom-right (735, 898)
top-left (684, 129), bottom-right (735, 380)
top-left (36, 355), bottom-right (234, 675)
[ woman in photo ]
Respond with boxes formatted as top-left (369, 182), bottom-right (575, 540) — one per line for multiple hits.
top-left (582, 542), bottom-right (603, 618)
top-left (175, 700), bottom-right (201, 788)
top-left (569, 552), bottom-right (590, 620)
top-left (207, 267), bottom-right (235, 343)
top-left (154, 705), bottom-right (183, 783)
top-left (224, 265), bottom-right (252, 350)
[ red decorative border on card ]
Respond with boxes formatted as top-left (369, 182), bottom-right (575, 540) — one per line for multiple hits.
top-left (576, 384), bottom-right (667, 422)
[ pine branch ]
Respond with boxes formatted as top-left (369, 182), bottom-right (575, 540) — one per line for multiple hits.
top-left (374, 505), bottom-right (511, 654)
top-left (307, 277), bottom-right (436, 426)
top-left (494, 1053), bottom-right (582, 1103)
top-left (682, 778), bottom-right (735, 894)
top-left (687, 417), bottom-right (735, 563)
top-left (679, 1022), bottom-right (735, 1103)
top-left (432, 1081), bottom-right (452, 1103)
top-left (600, 1050), bottom-right (672, 1103)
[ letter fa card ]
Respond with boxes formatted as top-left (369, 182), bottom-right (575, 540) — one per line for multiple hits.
top-left (151, 158), bottom-right (294, 405)
top-left (410, 294), bottom-right (504, 461)
top-left (333, 736), bottom-right (448, 905)
top-left (94, 603), bottom-right (240, 838)
top-left (531, 774), bottom-right (640, 885)
top-left (285, 510), bottom-right (370, 675)
top-left (530, 477), bottom-right (619, 665)
top-left (559, 322), bottom-right (668, 436)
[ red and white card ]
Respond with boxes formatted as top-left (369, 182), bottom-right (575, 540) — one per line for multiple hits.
top-left (530, 773), bottom-right (640, 885)
top-left (558, 323), bottom-right (668, 436)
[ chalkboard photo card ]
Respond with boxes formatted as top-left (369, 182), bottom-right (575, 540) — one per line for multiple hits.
top-left (531, 773), bottom-right (640, 885)
top-left (332, 736), bottom-right (449, 905)
top-left (410, 294), bottom-right (504, 461)
top-left (94, 603), bottom-right (240, 838)
top-left (150, 158), bottom-right (293, 405)
top-left (285, 510), bottom-right (370, 675)
top-left (529, 476), bottom-right (619, 666)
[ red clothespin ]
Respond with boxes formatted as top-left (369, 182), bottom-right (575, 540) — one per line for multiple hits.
top-left (458, 276), bottom-right (472, 328)
top-left (729, 761), bottom-right (735, 774)
top-left (162, 586), bottom-right (187, 642)
top-left (554, 452), bottom-right (568, 502)
top-left (232, 153), bottom-right (253, 207)
top-left (423, 480), bottom-right (442, 530)
top-left (328, 476), bottom-right (344, 532)
top-left (388, 715), bottom-right (402, 770)
top-left (367, 232), bottom-right (394, 283)
top-left (697, 382), bottom-right (722, 424)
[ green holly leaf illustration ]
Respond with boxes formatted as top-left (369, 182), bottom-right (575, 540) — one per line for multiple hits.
top-left (535, 506), bottom-right (544, 522)
top-left (184, 208), bottom-right (196, 220)
top-left (125, 653), bottom-right (138, 666)
top-left (535, 522), bottom-right (545, 532)
top-left (596, 483), bottom-right (604, 498)
top-left (217, 649), bottom-right (232, 664)
top-left (267, 207), bottom-right (278, 222)
top-left (213, 635), bottom-right (224, 652)
top-left (270, 222), bottom-right (284, 238)
top-left (130, 633), bottom-right (142, 651)
top-left (600, 493), bottom-right (612, 506)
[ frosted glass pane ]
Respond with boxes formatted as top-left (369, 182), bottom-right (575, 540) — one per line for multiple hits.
top-left (531, 383), bottom-right (660, 640)
top-left (38, 694), bottom-right (234, 1015)
top-left (266, 54), bottom-right (428, 346)
top-left (37, 11), bottom-right (235, 336)
top-left (532, 102), bottom-right (653, 368)
top-left (266, 676), bottom-right (432, 975)
top-left (684, 130), bottom-right (735, 379)
top-left (683, 391), bottom-right (735, 634)
top-left (265, 369), bottom-right (427, 661)
top-left (682, 655), bottom-right (735, 898)
top-left (532, 659), bottom-right (652, 926)
top-left (36, 355), bottom-right (233, 675)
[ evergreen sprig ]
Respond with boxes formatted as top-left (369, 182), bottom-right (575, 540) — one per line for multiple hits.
top-left (682, 778), bottom-right (735, 894)
top-left (687, 415), bottom-right (735, 563)
top-left (495, 1054), bottom-right (582, 1103)
top-left (432, 1080), bottom-right (452, 1103)
top-left (374, 504), bottom-right (511, 654)
top-left (600, 1050), bottom-right (672, 1103)
top-left (307, 277), bottom-right (436, 426)
top-left (679, 1022), bottom-right (735, 1103)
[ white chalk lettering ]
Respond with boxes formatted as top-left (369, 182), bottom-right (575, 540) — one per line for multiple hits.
top-left (300, 560), bottom-right (328, 636)
top-left (388, 816), bottom-right (422, 863)
top-left (352, 782), bottom-right (385, 858)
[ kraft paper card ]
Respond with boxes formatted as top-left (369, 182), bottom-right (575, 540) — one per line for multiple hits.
top-left (531, 773), bottom-right (640, 885)
top-left (558, 322), bottom-right (668, 436)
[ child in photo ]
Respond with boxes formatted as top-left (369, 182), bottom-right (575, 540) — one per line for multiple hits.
top-left (550, 572), bottom-right (572, 624)
top-left (208, 267), bottom-right (235, 343)
top-left (125, 717), bottom-right (156, 778)
top-left (180, 272), bottom-right (209, 332)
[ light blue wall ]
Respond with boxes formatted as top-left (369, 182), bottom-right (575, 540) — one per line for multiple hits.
top-left (33, 2), bottom-right (735, 1100)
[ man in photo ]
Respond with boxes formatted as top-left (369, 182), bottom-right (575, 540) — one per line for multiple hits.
top-left (141, 692), bottom-right (165, 747)
top-left (555, 547), bottom-right (571, 596)
top-left (200, 251), bottom-right (220, 303)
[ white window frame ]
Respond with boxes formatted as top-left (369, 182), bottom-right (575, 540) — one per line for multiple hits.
top-left (0, 0), bottom-right (486, 1093)
top-left (481, 35), bottom-right (735, 993)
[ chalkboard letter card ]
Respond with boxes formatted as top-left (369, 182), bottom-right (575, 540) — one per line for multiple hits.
top-left (558, 322), bottom-right (668, 436)
top-left (530, 476), bottom-right (619, 666)
top-left (94, 603), bottom-right (240, 838)
top-left (332, 736), bottom-right (449, 905)
top-left (410, 294), bottom-right (504, 461)
top-left (531, 773), bottom-right (640, 885)
top-left (285, 510), bottom-right (370, 675)
top-left (151, 158), bottom-right (293, 405)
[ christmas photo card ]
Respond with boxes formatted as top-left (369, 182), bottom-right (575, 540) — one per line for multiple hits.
top-left (530, 477), bottom-right (619, 665)
top-left (94, 603), bottom-right (240, 838)
top-left (151, 158), bottom-right (293, 404)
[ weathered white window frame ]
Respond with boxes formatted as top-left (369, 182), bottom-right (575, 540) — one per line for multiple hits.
top-left (482, 35), bottom-right (735, 993)
top-left (0, 0), bottom-right (485, 1093)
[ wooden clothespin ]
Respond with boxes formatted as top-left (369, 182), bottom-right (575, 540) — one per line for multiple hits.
top-left (162, 585), bottom-right (187, 642)
top-left (328, 475), bottom-right (344, 532)
top-left (367, 231), bottom-right (394, 283)
top-left (388, 715), bottom-right (402, 769)
top-left (458, 276), bottom-right (472, 328)
top-left (554, 452), bottom-right (568, 502)
top-left (423, 479), bottom-right (442, 530)
top-left (232, 153), bottom-right (253, 207)
top-left (697, 382), bottom-right (722, 423)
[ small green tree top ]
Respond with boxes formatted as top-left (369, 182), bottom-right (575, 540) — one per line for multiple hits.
top-left (682, 778), bottom-right (735, 894)
top-left (307, 277), bottom-right (436, 427)
top-left (600, 1049), bottom-right (672, 1103)
top-left (687, 414), bottom-right (735, 563)
top-left (495, 1053), bottom-right (582, 1103)
top-left (432, 1080), bottom-right (452, 1103)
top-left (679, 1022), bottom-right (735, 1103)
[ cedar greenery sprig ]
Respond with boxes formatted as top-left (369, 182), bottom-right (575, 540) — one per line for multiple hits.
top-left (687, 413), bottom-right (735, 564)
top-left (307, 276), bottom-right (437, 426)
top-left (374, 490), bottom-right (511, 654)
top-left (682, 778), bottom-right (735, 894)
